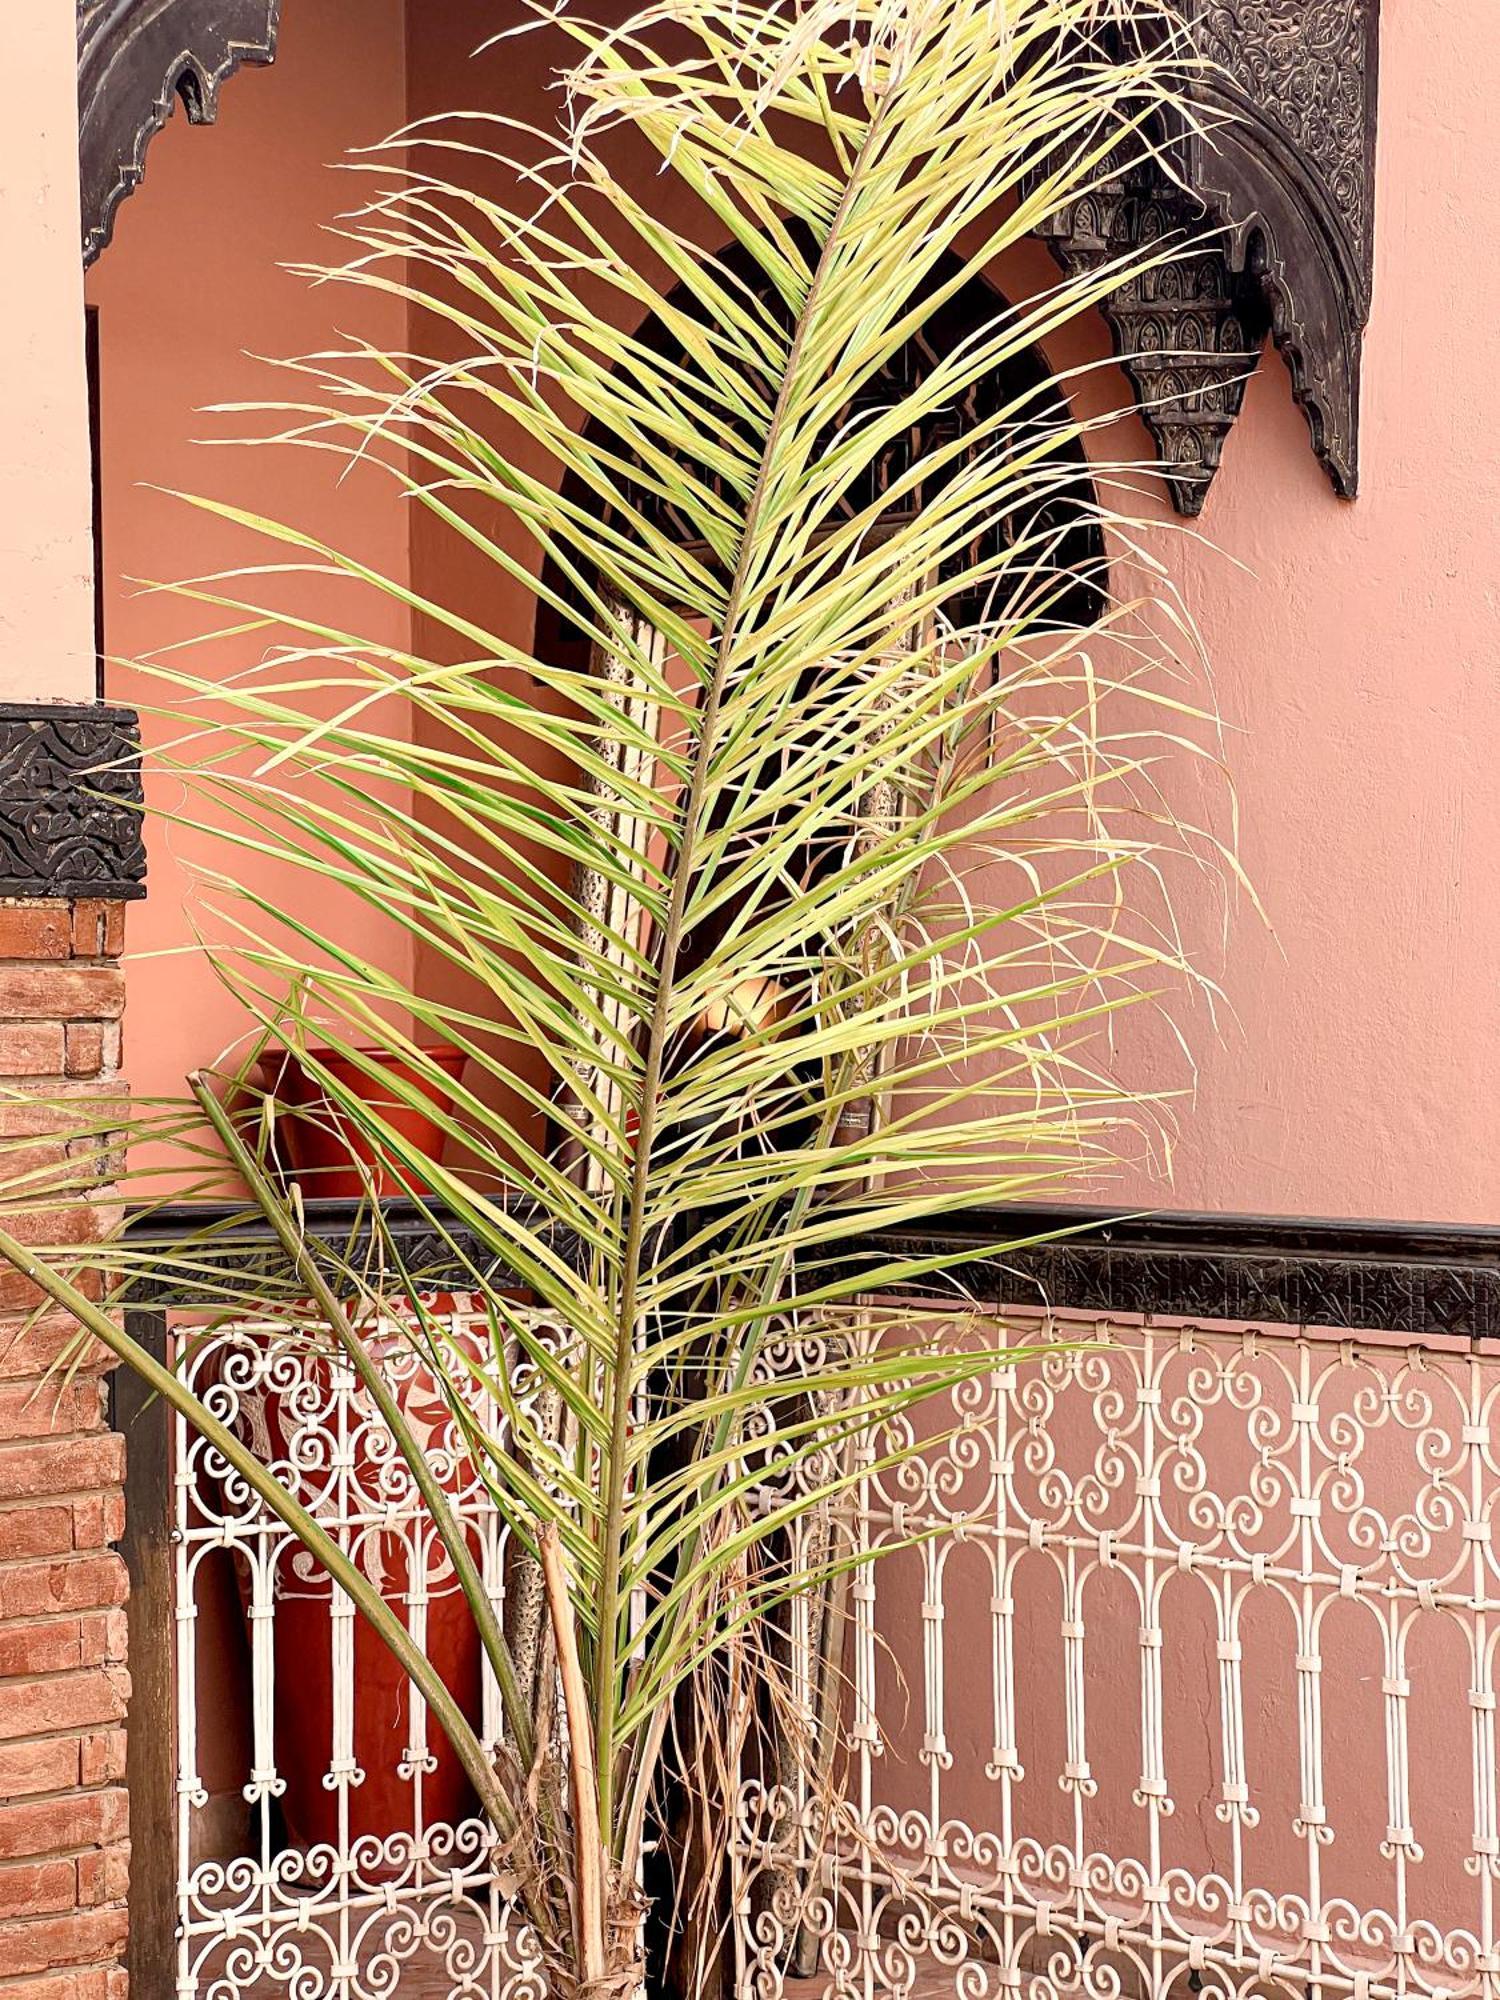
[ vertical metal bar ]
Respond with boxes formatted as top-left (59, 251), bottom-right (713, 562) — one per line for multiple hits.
top-left (1293, 1339), bottom-right (1328, 2000)
top-left (1138, 1324), bottom-right (1167, 2000)
top-left (853, 1420), bottom-right (877, 2000)
top-left (331, 1351), bottom-right (355, 1997)
top-left (1216, 1573), bottom-right (1253, 1982)
top-left (1468, 1349), bottom-right (1497, 1998)
top-left (117, 1307), bottom-right (177, 2000)
top-left (993, 1348), bottom-right (1019, 1993)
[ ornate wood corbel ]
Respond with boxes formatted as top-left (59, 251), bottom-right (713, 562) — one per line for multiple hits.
top-left (0, 705), bottom-right (146, 900)
top-left (1185, 0), bottom-right (1379, 502)
top-left (1035, 156), bottom-right (1272, 516)
top-left (77, 0), bottom-right (281, 267)
top-left (1040, 1), bottom-right (1379, 514)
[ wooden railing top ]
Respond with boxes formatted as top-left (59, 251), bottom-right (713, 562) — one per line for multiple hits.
top-left (123, 1197), bottom-right (1500, 1342)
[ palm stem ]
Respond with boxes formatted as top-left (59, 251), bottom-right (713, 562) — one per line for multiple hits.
top-left (542, 1522), bottom-right (610, 1988)
top-left (591, 114), bottom-right (889, 1839)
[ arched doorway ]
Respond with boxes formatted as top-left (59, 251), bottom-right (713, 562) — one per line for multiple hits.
top-left (538, 243), bottom-right (1105, 673)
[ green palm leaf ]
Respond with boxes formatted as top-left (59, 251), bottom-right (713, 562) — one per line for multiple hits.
top-left (7, 4), bottom-right (1238, 1991)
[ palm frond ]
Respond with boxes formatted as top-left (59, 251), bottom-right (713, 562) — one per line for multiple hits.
top-left (15, 2), bottom-right (1237, 1985)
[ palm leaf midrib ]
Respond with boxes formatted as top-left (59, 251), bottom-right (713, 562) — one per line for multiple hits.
top-left (590, 75), bottom-right (905, 1829)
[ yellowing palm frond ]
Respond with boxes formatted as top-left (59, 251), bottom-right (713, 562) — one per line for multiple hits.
top-left (3, 4), bottom-right (1236, 1990)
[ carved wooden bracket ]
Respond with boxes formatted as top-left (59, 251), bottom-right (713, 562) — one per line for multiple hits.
top-left (75, 1), bottom-right (1375, 512)
top-left (78, 0), bottom-right (280, 266)
top-left (0, 705), bottom-right (146, 900)
top-left (1039, 0), bottom-right (1379, 513)
top-left (1187, 0), bottom-right (1378, 504)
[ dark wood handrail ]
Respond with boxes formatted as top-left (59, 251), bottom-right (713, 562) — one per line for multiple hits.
top-left (122, 1197), bottom-right (1500, 1340)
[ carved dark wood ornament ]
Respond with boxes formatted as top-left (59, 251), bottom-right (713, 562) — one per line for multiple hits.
top-left (73, 2), bottom-right (1375, 502)
top-left (1041, 0), bottom-right (1378, 513)
top-left (1185, 0), bottom-right (1379, 502)
top-left (77, 0), bottom-right (281, 266)
top-left (1036, 159), bottom-right (1272, 515)
top-left (0, 705), bottom-right (146, 900)
top-left (129, 1198), bottom-right (1500, 1342)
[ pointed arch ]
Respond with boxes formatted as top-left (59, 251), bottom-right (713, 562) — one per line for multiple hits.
top-left (537, 244), bottom-right (1106, 665)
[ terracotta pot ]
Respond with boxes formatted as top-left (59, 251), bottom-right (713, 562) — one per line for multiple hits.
top-left (269, 1041), bottom-right (467, 1199)
top-left (231, 1313), bottom-right (485, 1868)
top-left (267, 1538), bottom-right (482, 1864)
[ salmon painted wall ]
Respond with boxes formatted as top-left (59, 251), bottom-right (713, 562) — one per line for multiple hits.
top-left (87, 0), bottom-right (412, 1114)
top-left (85, 0), bottom-right (410, 1842)
top-left (93, 0), bottom-right (1498, 1220)
top-left (1115, 0), bottom-right (1500, 1225)
top-left (1, 3), bottom-right (95, 701)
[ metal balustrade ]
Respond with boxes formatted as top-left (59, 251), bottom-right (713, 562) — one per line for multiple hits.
top-left (736, 1305), bottom-right (1500, 2000)
top-left (116, 1202), bottom-right (1500, 2000)
top-left (164, 1308), bottom-right (532, 1998)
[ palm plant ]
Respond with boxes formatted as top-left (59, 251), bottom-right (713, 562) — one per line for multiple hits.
top-left (0, 1), bottom-right (1234, 1993)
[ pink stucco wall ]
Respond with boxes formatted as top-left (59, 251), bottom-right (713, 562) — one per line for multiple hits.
top-left (1106, 0), bottom-right (1500, 1222)
top-left (83, 0), bottom-right (411, 1838)
top-left (86, 0), bottom-right (413, 1117)
top-left (1, 5), bottom-right (97, 701)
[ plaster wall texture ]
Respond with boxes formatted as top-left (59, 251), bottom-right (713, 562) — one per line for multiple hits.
top-left (85, 0), bottom-right (413, 1119)
top-left (401, 0), bottom-right (1500, 1228)
top-left (0, 4), bottom-right (97, 702)
top-left (89, 0), bottom-right (1500, 1228)
top-left (1100, 0), bottom-right (1500, 1224)
top-left (82, 0), bottom-right (411, 1834)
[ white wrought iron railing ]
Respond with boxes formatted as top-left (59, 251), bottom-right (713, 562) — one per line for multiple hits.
top-left (118, 1202), bottom-right (1500, 2000)
top-left (164, 1305), bottom-right (534, 1999)
top-left (735, 1304), bottom-right (1500, 2000)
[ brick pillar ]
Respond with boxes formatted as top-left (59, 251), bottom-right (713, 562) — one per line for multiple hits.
top-left (0, 896), bottom-right (130, 2000)
top-left (3, 12), bottom-right (149, 1994)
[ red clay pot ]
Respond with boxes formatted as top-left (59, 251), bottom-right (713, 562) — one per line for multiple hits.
top-left (268, 1544), bottom-right (484, 1856)
top-left (268, 1522), bottom-right (483, 1864)
top-left (233, 1315), bottom-right (486, 1869)
top-left (271, 1042), bottom-right (468, 1199)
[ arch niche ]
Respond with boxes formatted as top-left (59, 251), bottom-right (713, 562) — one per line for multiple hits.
top-left (534, 247), bottom-right (1110, 1186)
top-left (536, 244), bottom-right (1107, 671)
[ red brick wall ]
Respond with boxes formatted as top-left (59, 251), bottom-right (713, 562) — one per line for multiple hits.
top-left (0, 900), bottom-right (129, 2000)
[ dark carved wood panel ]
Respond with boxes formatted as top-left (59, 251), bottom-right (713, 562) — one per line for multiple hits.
top-left (127, 1198), bottom-right (1500, 1343)
top-left (0, 704), bottom-right (145, 899)
top-left (1185, 0), bottom-right (1379, 502)
top-left (1036, 157), bottom-right (1272, 515)
top-left (78, 0), bottom-right (280, 266)
top-left (1040, 1), bottom-right (1379, 513)
top-left (852, 1226), bottom-right (1500, 1341)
